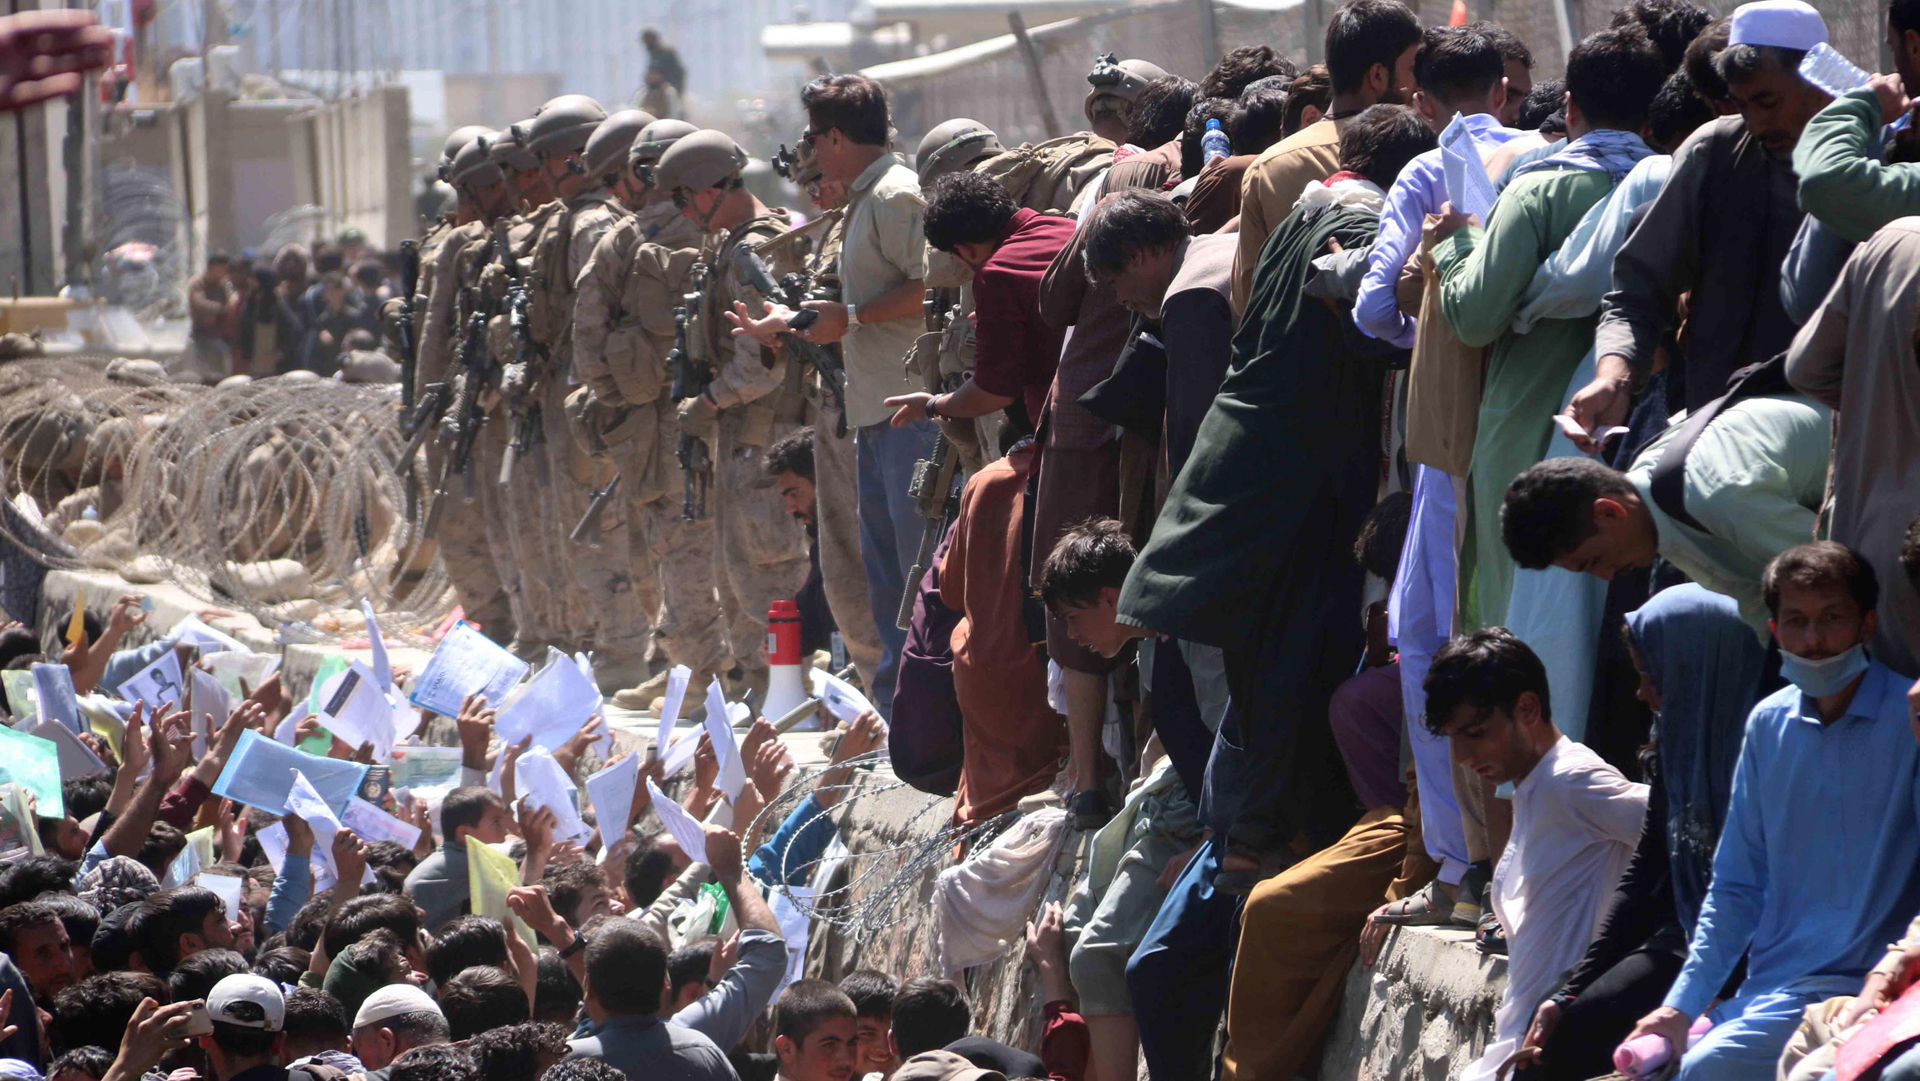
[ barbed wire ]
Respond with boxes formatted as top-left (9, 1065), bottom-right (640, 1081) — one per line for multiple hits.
top-left (736, 749), bottom-right (1023, 945)
top-left (0, 357), bottom-right (451, 639)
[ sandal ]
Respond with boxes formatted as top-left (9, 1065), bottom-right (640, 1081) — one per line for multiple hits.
top-left (1372, 879), bottom-right (1459, 926)
top-left (1067, 790), bottom-right (1115, 831)
top-left (1453, 860), bottom-right (1492, 928)
top-left (1476, 910), bottom-right (1508, 955)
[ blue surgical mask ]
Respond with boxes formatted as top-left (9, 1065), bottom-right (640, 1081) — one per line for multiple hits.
top-left (1779, 642), bottom-right (1870, 698)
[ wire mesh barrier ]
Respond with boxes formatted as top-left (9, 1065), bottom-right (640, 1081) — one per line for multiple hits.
top-left (737, 749), bottom-right (1023, 943)
top-left (0, 356), bottom-right (451, 639)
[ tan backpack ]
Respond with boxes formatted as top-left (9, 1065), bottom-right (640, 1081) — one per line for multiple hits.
top-left (974, 132), bottom-right (1117, 213)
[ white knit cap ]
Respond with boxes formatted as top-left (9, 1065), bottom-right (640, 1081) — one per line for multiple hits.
top-left (1727, 0), bottom-right (1828, 51)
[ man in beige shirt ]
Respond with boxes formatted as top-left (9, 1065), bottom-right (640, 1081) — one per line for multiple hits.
top-left (1231, 0), bottom-right (1423, 312)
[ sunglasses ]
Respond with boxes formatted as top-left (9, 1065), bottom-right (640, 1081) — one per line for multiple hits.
top-left (671, 190), bottom-right (691, 209)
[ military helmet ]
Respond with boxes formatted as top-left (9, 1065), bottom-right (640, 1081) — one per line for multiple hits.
top-left (526, 94), bottom-right (608, 156)
top-left (583, 108), bottom-right (655, 180)
top-left (1085, 54), bottom-right (1169, 122)
top-left (631, 119), bottom-right (699, 166)
top-left (441, 124), bottom-right (493, 165)
top-left (491, 121), bottom-right (541, 172)
top-left (449, 130), bottom-right (506, 189)
top-left (915, 118), bottom-right (1003, 185)
top-left (654, 129), bottom-right (749, 194)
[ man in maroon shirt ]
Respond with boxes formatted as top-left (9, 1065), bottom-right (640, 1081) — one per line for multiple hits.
top-left (885, 172), bottom-right (1077, 430)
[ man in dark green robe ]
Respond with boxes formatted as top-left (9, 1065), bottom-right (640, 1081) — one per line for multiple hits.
top-left (1117, 106), bottom-right (1435, 886)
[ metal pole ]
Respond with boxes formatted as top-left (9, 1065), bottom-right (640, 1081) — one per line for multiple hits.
top-left (1006, 12), bottom-right (1062, 140)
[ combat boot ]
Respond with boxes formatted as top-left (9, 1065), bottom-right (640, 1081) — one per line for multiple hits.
top-left (610, 666), bottom-right (714, 713)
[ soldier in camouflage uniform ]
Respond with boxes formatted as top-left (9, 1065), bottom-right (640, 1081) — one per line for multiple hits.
top-left (408, 129), bottom-right (518, 643)
top-left (518, 96), bottom-right (652, 690)
top-left (655, 129), bottom-right (811, 706)
top-left (571, 119), bottom-right (731, 710)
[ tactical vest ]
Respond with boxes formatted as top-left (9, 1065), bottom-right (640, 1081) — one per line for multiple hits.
top-left (527, 189), bottom-right (628, 354)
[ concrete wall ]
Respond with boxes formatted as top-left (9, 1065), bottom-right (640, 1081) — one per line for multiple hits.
top-left (0, 74), bottom-right (61, 295)
top-left (290, 85), bottom-right (415, 248)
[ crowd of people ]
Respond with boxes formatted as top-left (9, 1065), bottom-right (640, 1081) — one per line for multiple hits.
top-left (8, 0), bottom-right (1920, 1077)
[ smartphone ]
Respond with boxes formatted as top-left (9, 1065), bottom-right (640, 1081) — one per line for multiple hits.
top-left (183, 1002), bottom-right (214, 1037)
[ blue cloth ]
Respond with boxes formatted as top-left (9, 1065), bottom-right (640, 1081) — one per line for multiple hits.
top-left (854, 418), bottom-right (940, 719)
top-left (1389, 466), bottom-right (1468, 883)
top-left (1663, 661), bottom-right (1920, 1022)
top-left (1513, 129), bottom-right (1654, 184)
top-left (100, 632), bottom-right (184, 699)
top-left (669, 928), bottom-right (787, 1051)
top-left (565, 1012), bottom-right (737, 1081)
top-left (1680, 988), bottom-right (1836, 1081)
top-left (1625, 585), bottom-right (1769, 933)
top-left (747, 793), bottom-right (836, 887)
top-left (1873, 1038), bottom-right (1920, 1081)
top-left (266, 852), bottom-right (311, 934)
top-left (1126, 834), bottom-right (1240, 1081)
top-left (1494, 138), bottom-right (1567, 195)
top-left (1355, 114), bottom-right (1528, 348)
top-left (1780, 116), bottom-right (1893, 325)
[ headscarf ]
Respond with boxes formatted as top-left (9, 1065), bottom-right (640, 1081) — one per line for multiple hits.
top-left (77, 855), bottom-right (160, 913)
top-left (1513, 128), bottom-right (1654, 185)
top-left (1625, 583), bottom-right (1769, 931)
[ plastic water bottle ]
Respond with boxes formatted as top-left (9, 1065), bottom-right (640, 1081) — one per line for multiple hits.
top-left (1800, 42), bottom-right (1872, 97)
top-left (1202, 117), bottom-right (1231, 165)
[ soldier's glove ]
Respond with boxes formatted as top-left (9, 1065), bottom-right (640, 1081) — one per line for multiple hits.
top-left (480, 261), bottom-right (512, 300)
top-left (677, 393), bottom-right (718, 440)
top-left (499, 360), bottom-right (530, 400)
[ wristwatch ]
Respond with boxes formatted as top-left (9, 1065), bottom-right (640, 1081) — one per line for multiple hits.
top-left (925, 394), bottom-right (946, 421)
top-left (559, 930), bottom-right (587, 958)
top-left (844, 303), bottom-right (863, 333)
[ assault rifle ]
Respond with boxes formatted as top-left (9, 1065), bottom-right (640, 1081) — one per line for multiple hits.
top-left (895, 290), bottom-right (967, 630)
top-left (423, 303), bottom-right (490, 539)
top-left (497, 284), bottom-right (547, 487)
top-left (668, 262), bottom-right (714, 521)
top-left (741, 250), bottom-right (850, 438)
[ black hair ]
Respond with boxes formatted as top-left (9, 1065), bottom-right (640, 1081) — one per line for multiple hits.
top-left (1354, 491), bottom-right (1413, 581)
top-left (372, 1009), bottom-right (450, 1046)
top-left (801, 74), bottom-right (892, 146)
top-left (1518, 78), bottom-right (1567, 133)
top-left (1126, 75), bottom-right (1199, 149)
top-left (1040, 518), bottom-right (1137, 613)
top-left (1566, 26), bottom-right (1667, 132)
top-left (253, 945), bottom-right (311, 987)
top-left (390, 1043), bottom-right (478, 1081)
top-left (62, 777), bottom-right (112, 824)
top-left (1685, 17), bottom-right (1732, 103)
top-left (313, 247), bottom-right (346, 275)
top-left (765, 426), bottom-right (816, 484)
top-left (0, 900), bottom-right (63, 957)
top-left (539, 860), bottom-right (606, 925)
top-left (468, 1021), bottom-right (573, 1081)
top-left (285, 891), bottom-right (334, 952)
top-left (533, 947), bottom-right (582, 1024)
top-left (1415, 27), bottom-right (1505, 104)
top-left (1762, 541), bottom-right (1880, 618)
top-left (0, 855), bottom-right (79, 909)
top-left (1325, 0), bottom-right (1423, 96)
top-left (1501, 457), bottom-right (1639, 570)
top-left (322, 893), bottom-right (421, 961)
top-left (1284, 65), bottom-right (1335, 137)
top-left (667, 935), bottom-right (719, 1001)
top-left (438, 964), bottom-right (530, 1040)
top-left (622, 833), bottom-right (678, 909)
top-left (134, 886), bottom-right (222, 973)
top-left (88, 902), bottom-right (140, 973)
top-left (425, 915), bottom-right (510, 988)
top-left (440, 786), bottom-right (503, 841)
top-left (168, 947), bottom-right (247, 1004)
top-left (206, 252), bottom-right (232, 267)
top-left (1715, 42), bottom-right (1811, 84)
top-left (135, 821), bottom-right (187, 881)
top-left (1422, 627), bottom-right (1553, 735)
top-left (890, 977), bottom-right (970, 1059)
top-left (583, 920), bottom-right (668, 1016)
top-left (1201, 45), bottom-right (1299, 100)
top-left (774, 978), bottom-right (857, 1045)
top-left (1181, 97), bottom-right (1238, 179)
top-left (209, 1021), bottom-right (278, 1059)
top-left (923, 171), bottom-right (1018, 253)
top-left (1081, 191), bottom-right (1189, 283)
top-left (1230, 88), bottom-right (1289, 155)
top-left (283, 987), bottom-right (350, 1046)
top-left (1649, 69), bottom-right (1716, 153)
top-left (1896, 0), bottom-right (1920, 38)
top-left (0, 628), bottom-right (39, 676)
top-left (1338, 104), bottom-right (1438, 190)
top-left (839, 969), bottom-right (899, 1019)
top-left (1610, 0), bottom-right (1713, 73)
top-left (1464, 20), bottom-right (1535, 71)
top-left (1902, 512), bottom-right (1920, 593)
top-left (48, 1046), bottom-right (115, 1079)
top-left (50, 972), bottom-right (168, 1054)
top-left (540, 1059), bottom-right (627, 1081)
top-left (34, 891), bottom-right (100, 955)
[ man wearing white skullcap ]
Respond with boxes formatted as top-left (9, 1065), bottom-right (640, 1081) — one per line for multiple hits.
top-left (1575, 0), bottom-right (1834, 439)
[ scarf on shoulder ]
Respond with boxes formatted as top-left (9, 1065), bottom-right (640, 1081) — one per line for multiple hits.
top-left (1511, 128), bottom-right (1653, 184)
top-left (1293, 171), bottom-right (1387, 218)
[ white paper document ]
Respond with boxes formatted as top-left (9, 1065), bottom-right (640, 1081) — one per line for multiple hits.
top-left (189, 667), bottom-right (233, 749)
top-left (117, 649), bottom-right (184, 710)
top-left (361, 599), bottom-right (393, 691)
top-left (809, 669), bottom-right (876, 726)
top-left (1440, 113), bottom-right (1497, 222)
top-left (212, 729), bottom-right (368, 815)
top-left (646, 777), bottom-right (709, 867)
top-left (195, 872), bottom-right (245, 920)
top-left (318, 661), bottom-right (397, 760)
top-left (29, 718), bottom-right (109, 778)
top-left (30, 664), bottom-right (81, 734)
top-left (342, 796), bottom-right (422, 851)
top-left (654, 665), bottom-right (692, 750)
top-left (513, 748), bottom-right (592, 845)
top-left (585, 754), bottom-right (640, 851)
top-left (202, 651), bottom-right (281, 702)
top-left (409, 622), bottom-right (530, 719)
top-left (496, 649), bottom-right (602, 752)
top-left (702, 678), bottom-right (747, 798)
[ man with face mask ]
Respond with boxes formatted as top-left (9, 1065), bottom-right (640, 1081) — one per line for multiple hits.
top-left (1571, 0), bottom-right (1834, 436)
top-left (1621, 542), bottom-right (1920, 1081)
